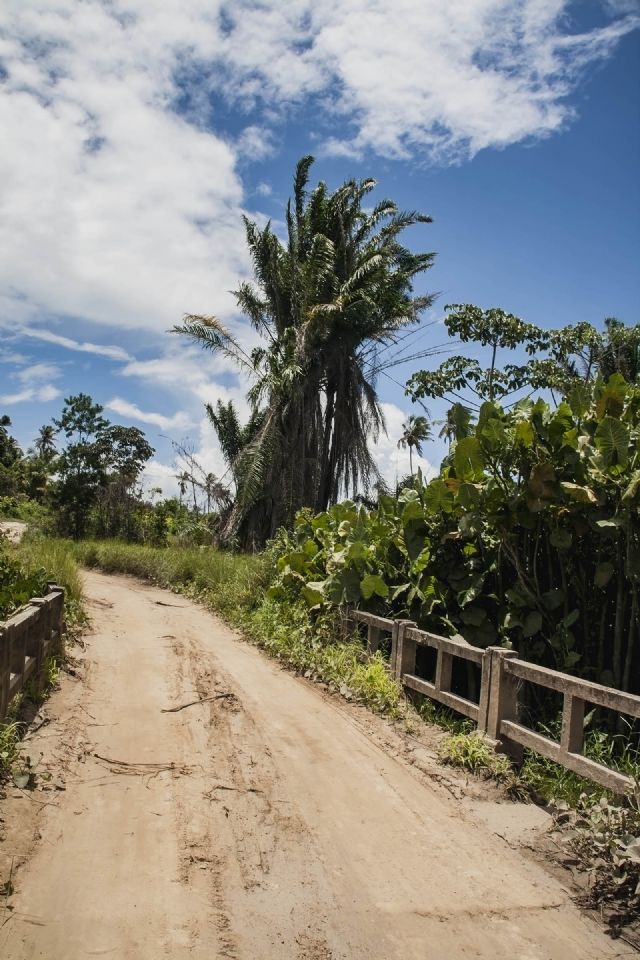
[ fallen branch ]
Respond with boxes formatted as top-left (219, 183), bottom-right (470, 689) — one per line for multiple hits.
top-left (161, 693), bottom-right (236, 713)
top-left (92, 754), bottom-right (186, 780)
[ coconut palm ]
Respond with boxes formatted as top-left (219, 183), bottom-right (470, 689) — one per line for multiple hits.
top-left (397, 415), bottom-right (431, 477)
top-left (33, 424), bottom-right (57, 463)
top-left (174, 156), bottom-right (436, 545)
top-left (438, 403), bottom-right (472, 447)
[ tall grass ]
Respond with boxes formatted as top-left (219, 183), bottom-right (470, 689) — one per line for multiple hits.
top-left (72, 539), bottom-right (269, 622)
top-left (14, 537), bottom-right (85, 626)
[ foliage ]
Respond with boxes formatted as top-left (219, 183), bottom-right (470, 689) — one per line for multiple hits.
top-left (248, 599), bottom-right (402, 714)
top-left (174, 155), bottom-right (436, 547)
top-left (439, 732), bottom-right (513, 779)
top-left (269, 374), bottom-right (640, 697)
top-left (53, 394), bottom-right (154, 539)
top-left (72, 539), bottom-right (268, 622)
top-left (408, 305), bottom-right (639, 412)
top-left (13, 536), bottom-right (85, 627)
top-left (0, 543), bottom-right (47, 619)
top-left (556, 791), bottom-right (640, 941)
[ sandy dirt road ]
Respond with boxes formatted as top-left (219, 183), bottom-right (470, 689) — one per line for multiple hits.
top-left (1, 571), bottom-right (632, 959)
top-left (0, 521), bottom-right (28, 543)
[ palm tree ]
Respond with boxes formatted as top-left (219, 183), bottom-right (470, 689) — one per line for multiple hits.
top-left (33, 424), bottom-right (57, 463)
top-left (397, 415), bottom-right (431, 477)
top-left (205, 400), bottom-right (264, 492)
top-left (174, 157), bottom-right (436, 545)
top-left (438, 403), bottom-right (472, 447)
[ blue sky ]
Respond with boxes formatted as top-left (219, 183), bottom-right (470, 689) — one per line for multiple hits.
top-left (0, 0), bottom-right (638, 494)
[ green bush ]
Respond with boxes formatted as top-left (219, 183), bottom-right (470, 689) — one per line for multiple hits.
top-left (269, 375), bottom-right (640, 698)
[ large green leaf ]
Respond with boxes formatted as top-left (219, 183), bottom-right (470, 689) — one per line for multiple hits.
top-left (594, 562), bottom-right (614, 588)
top-left (526, 461), bottom-right (557, 512)
top-left (454, 437), bottom-right (485, 481)
top-left (622, 470), bottom-right (640, 504)
top-left (302, 582), bottom-right (325, 607)
top-left (424, 479), bottom-right (454, 514)
top-left (515, 420), bottom-right (535, 447)
top-left (594, 416), bottom-right (630, 467)
top-left (523, 610), bottom-right (543, 637)
top-left (360, 573), bottom-right (389, 600)
top-left (595, 373), bottom-right (627, 419)
top-left (567, 381), bottom-right (592, 418)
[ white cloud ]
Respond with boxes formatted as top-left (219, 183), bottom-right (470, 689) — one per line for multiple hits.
top-left (216, 1), bottom-right (638, 161)
top-left (19, 328), bottom-right (133, 362)
top-left (140, 459), bottom-right (180, 500)
top-left (15, 362), bottom-right (62, 385)
top-left (0, 384), bottom-right (61, 406)
top-left (0, 1), bottom-right (248, 337)
top-left (372, 402), bottom-right (437, 488)
top-left (105, 396), bottom-right (193, 432)
top-left (0, 1), bottom-right (634, 351)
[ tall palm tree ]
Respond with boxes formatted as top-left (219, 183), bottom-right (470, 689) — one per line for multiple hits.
top-left (398, 415), bottom-right (431, 477)
top-left (438, 403), bottom-right (472, 447)
top-left (175, 156), bottom-right (436, 545)
top-left (33, 424), bottom-right (57, 463)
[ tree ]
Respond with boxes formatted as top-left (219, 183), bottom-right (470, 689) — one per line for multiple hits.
top-left (93, 425), bottom-right (155, 539)
top-left (205, 400), bottom-right (263, 491)
top-left (175, 156), bottom-right (436, 545)
top-left (0, 415), bottom-right (21, 469)
top-left (0, 415), bottom-right (23, 497)
top-left (408, 305), bottom-right (639, 412)
top-left (397, 415), bottom-right (431, 476)
top-left (437, 402), bottom-right (472, 447)
top-left (53, 394), bottom-right (110, 538)
top-left (33, 424), bottom-right (57, 463)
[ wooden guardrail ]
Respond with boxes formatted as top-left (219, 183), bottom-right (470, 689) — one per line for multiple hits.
top-left (0, 583), bottom-right (65, 721)
top-left (345, 608), bottom-right (640, 795)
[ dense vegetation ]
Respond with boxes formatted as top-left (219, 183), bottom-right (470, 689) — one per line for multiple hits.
top-left (270, 374), bottom-right (640, 697)
top-left (1, 157), bottom-right (638, 790)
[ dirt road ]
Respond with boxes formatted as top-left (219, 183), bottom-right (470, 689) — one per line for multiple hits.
top-left (1, 572), bottom-right (631, 959)
top-left (0, 521), bottom-right (27, 543)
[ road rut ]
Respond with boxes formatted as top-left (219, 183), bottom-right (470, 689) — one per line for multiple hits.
top-left (1, 571), bottom-right (631, 959)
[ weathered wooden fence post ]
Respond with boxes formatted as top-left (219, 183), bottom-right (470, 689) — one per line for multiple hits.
top-left (394, 621), bottom-right (417, 682)
top-left (477, 647), bottom-right (493, 734)
top-left (47, 584), bottom-right (65, 657)
top-left (367, 624), bottom-right (384, 656)
top-left (0, 622), bottom-right (9, 720)
top-left (561, 693), bottom-right (586, 754)
top-left (485, 647), bottom-right (521, 757)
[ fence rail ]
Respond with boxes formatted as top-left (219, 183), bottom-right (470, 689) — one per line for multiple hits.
top-left (0, 583), bottom-right (65, 721)
top-left (345, 608), bottom-right (640, 795)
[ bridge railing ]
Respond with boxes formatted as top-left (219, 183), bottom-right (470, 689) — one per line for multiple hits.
top-left (344, 608), bottom-right (640, 795)
top-left (0, 583), bottom-right (65, 721)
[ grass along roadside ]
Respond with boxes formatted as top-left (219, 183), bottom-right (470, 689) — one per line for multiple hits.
top-left (1, 536), bottom-right (85, 781)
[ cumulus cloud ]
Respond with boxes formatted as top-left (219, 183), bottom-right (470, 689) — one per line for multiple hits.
top-left (0, 1), bottom-right (635, 345)
top-left (216, 1), bottom-right (639, 160)
top-left (0, 1), bottom-right (248, 337)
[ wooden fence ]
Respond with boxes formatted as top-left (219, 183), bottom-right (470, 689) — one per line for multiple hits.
top-left (0, 584), bottom-right (65, 721)
top-left (345, 608), bottom-right (640, 795)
